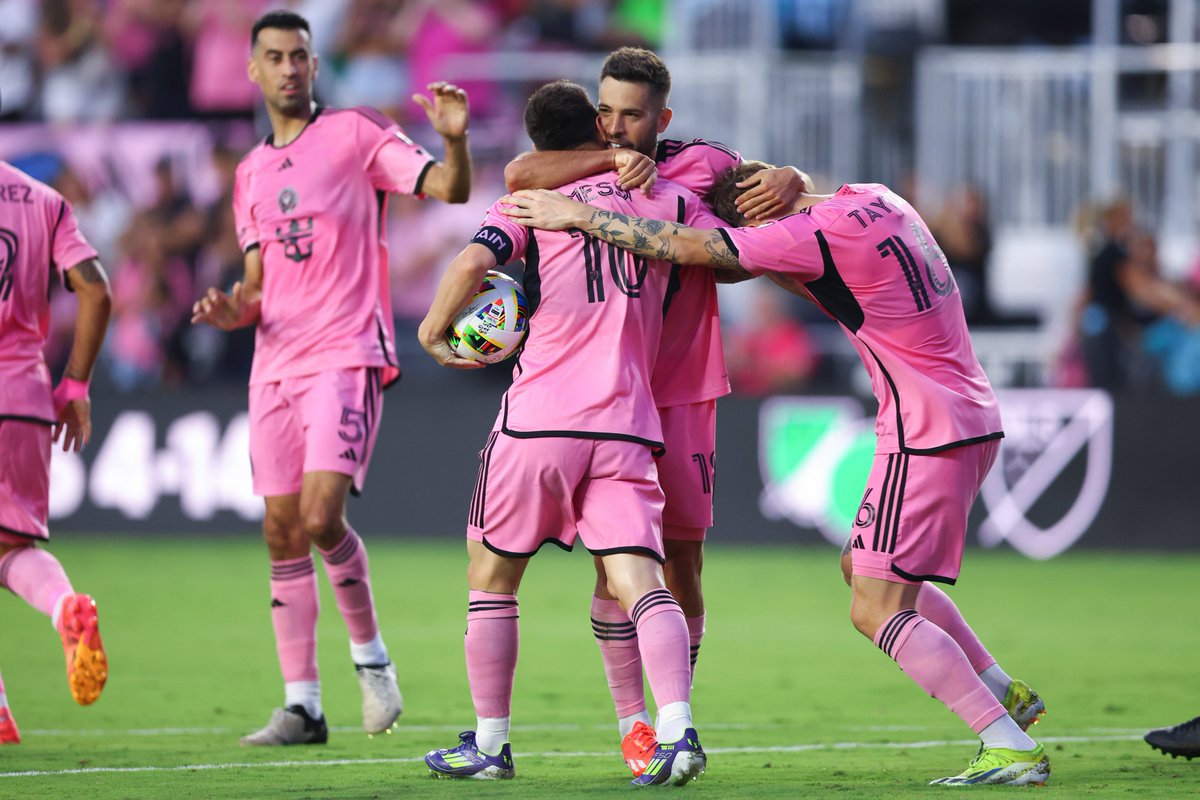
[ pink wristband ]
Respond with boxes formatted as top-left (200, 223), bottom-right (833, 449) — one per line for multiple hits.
top-left (53, 377), bottom-right (90, 414)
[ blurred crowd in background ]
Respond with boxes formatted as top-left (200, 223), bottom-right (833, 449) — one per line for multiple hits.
top-left (3, 0), bottom-right (1200, 398)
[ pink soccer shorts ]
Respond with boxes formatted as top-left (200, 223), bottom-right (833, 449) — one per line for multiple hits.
top-left (0, 419), bottom-right (51, 543)
top-left (849, 440), bottom-right (1000, 585)
top-left (467, 433), bottom-right (666, 561)
top-left (657, 400), bottom-right (716, 540)
top-left (248, 367), bottom-right (383, 497)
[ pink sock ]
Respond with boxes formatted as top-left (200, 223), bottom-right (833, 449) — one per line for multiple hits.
top-left (0, 547), bottom-right (73, 621)
top-left (590, 596), bottom-right (646, 717)
top-left (686, 614), bottom-right (705, 680)
top-left (875, 610), bottom-right (1006, 733)
top-left (465, 590), bottom-right (518, 719)
top-left (916, 584), bottom-right (996, 673)
top-left (270, 556), bottom-right (319, 683)
top-left (629, 589), bottom-right (691, 708)
top-left (317, 528), bottom-right (380, 647)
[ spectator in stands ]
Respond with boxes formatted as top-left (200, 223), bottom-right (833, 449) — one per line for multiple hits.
top-left (1074, 200), bottom-right (1200, 391)
top-left (332, 0), bottom-right (408, 118)
top-left (725, 283), bottom-right (819, 396)
top-left (390, 0), bottom-right (502, 122)
top-left (0, 0), bottom-right (39, 120)
top-left (183, 0), bottom-right (270, 119)
top-left (37, 0), bottom-right (125, 122)
top-left (931, 184), bottom-right (995, 325)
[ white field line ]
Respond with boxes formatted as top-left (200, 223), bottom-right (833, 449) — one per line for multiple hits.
top-left (0, 735), bottom-right (1144, 779)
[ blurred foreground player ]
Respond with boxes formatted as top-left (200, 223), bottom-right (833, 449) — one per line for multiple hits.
top-left (418, 81), bottom-right (716, 786)
top-left (0, 159), bottom-right (113, 739)
top-left (502, 168), bottom-right (1051, 786)
top-left (1146, 715), bottom-right (1200, 760)
top-left (191, 10), bottom-right (472, 745)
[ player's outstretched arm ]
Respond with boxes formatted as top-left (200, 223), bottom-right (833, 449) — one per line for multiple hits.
top-left (736, 166), bottom-right (813, 221)
top-left (502, 189), bottom-right (751, 277)
top-left (191, 248), bottom-right (263, 330)
top-left (504, 149), bottom-right (657, 194)
top-left (417, 243), bottom-right (494, 370)
top-left (414, 82), bottom-right (472, 203)
top-left (54, 257), bottom-right (111, 452)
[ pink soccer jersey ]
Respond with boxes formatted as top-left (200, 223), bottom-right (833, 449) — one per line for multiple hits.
top-left (0, 161), bottom-right (99, 422)
top-left (471, 171), bottom-right (720, 449)
top-left (651, 138), bottom-right (740, 407)
top-left (723, 184), bottom-right (1003, 453)
top-left (233, 106), bottom-right (436, 387)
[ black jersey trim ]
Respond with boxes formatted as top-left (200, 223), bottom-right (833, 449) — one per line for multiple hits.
top-left (265, 105), bottom-right (324, 149)
top-left (901, 431), bottom-right (1005, 455)
top-left (862, 341), bottom-right (907, 450)
top-left (661, 196), bottom-right (687, 317)
top-left (891, 563), bottom-right (957, 586)
top-left (717, 228), bottom-right (739, 257)
top-left (656, 138), bottom-right (738, 163)
top-left (242, 242), bottom-right (261, 254)
top-left (498, 422), bottom-right (666, 458)
top-left (585, 545), bottom-right (666, 565)
top-left (808, 231), bottom-right (864, 332)
top-left (413, 160), bottom-right (435, 196)
top-left (481, 534), bottom-right (573, 559)
top-left (0, 521), bottom-right (46, 541)
top-left (0, 414), bottom-right (54, 427)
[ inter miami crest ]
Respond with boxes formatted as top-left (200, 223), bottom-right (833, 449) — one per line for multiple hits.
top-left (278, 187), bottom-right (298, 213)
top-left (274, 187), bottom-right (314, 263)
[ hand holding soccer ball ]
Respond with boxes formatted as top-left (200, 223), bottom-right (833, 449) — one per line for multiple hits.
top-left (446, 272), bottom-right (529, 364)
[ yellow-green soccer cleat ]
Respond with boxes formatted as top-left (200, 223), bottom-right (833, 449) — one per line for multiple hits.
top-left (1002, 680), bottom-right (1046, 731)
top-left (930, 743), bottom-right (1050, 786)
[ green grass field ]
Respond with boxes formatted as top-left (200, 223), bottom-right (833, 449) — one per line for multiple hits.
top-left (1, 536), bottom-right (1197, 798)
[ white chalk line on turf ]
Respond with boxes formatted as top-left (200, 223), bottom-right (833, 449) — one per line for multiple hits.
top-left (0, 735), bottom-right (1144, 779)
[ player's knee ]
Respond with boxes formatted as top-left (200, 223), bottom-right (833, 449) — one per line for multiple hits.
top-left (300, 507), bottom-right (343, 544)
top-left (848, 597), bottom-right (882, 640)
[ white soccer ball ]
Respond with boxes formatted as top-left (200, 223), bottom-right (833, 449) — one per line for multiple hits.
top-left (447, 271), bottom-right (529, 364)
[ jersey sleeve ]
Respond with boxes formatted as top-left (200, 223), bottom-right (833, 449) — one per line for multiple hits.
top-left (657, 139), bottom-right (742, 196)
top-left (721, 212), bottom-right (824, 281)
top-left (358, 108), bottom-right (437, 196)
top-left (50, 198), bottom-right (99, 281)
top-left (680, 187), bottom-right (727, 230)
top-left (470, 199), bottom-right (529, 266)
top-left (232, 162), bottom-right (258, 253)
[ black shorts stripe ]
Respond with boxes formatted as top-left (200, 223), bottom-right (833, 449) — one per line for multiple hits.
top-left (872, 454), bottom-right (895, 552)
top-left (469, 432), bottom-right (499, 529)
top-left (886, 454), bottom-right (910, 555)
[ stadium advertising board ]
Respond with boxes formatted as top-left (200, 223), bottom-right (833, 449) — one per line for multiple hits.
top-left (50, 386), bottom-right (1195, 551)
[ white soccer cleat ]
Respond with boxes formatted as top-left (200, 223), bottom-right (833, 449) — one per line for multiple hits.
top-left (239, 706), bottom-right (328, 746)
top-left (357, 661), bottom-right (403, 734)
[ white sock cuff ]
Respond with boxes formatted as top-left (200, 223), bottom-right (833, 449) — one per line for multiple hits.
top-left (51, 592), bottom-right (71, 630)
top-left (349, 633), bottom-right (389, 666)
top-left (656, 701), bottom-right (693, 743)
top-left (284, 681), bottom-right (322, 720)
top-left (618, 710), bottom-right (653, 738)
top-left (474, 716), bottom-right (510, 755)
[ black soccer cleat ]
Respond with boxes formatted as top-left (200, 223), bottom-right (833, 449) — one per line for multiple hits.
top-left (1145, 715), bottom-right (1200, 760)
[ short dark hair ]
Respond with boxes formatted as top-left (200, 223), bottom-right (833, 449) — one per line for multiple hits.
top-left (707, 161), bottom-right (776, 226)
top-left (600, 47), bottom-right (671, 104)
top-left (523, 81), bottom-right (601, 151)
top-left (251, 10), bottom-right (311, 47)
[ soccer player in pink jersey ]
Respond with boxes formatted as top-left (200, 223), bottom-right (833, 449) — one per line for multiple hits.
top-left (504, 47), bottom-right (811, 773)
top-left (0, 160), bottom-right (113, 738)
top-left (502, 168), bottom-right (1053, 787)
top-left (417, 81), bottom-right (720, 786)
top-left (190, 10), bottom-right (472, 746)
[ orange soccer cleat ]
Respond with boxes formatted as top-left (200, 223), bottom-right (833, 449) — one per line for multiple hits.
top-left (57, 593), bottom-right (108, 705)
top-left (0, 705), bottom-right (20, 744)
top-left (622, 720), bottom-right (658, 777)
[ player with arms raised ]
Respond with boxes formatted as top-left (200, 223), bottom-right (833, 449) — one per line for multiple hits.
top-left (418, 80), bottom-right (720, 786)
top-left (0, 159), bottom-right (113, 743)
top-left (191, 9), bottom-right (472, 746)
top-left (503, 169), bottom-right (1052, 787)
top-left (504, 47), bottom-right (810, 773)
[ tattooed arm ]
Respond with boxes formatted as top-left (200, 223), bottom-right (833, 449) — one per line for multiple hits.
top-left (502, 189), bottom-right (753, 278)
top-left (63, 258), bottom-right (111, 384)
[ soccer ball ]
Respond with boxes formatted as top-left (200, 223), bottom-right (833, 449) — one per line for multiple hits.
top-left (447, 271), bottom-right (529, 364)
